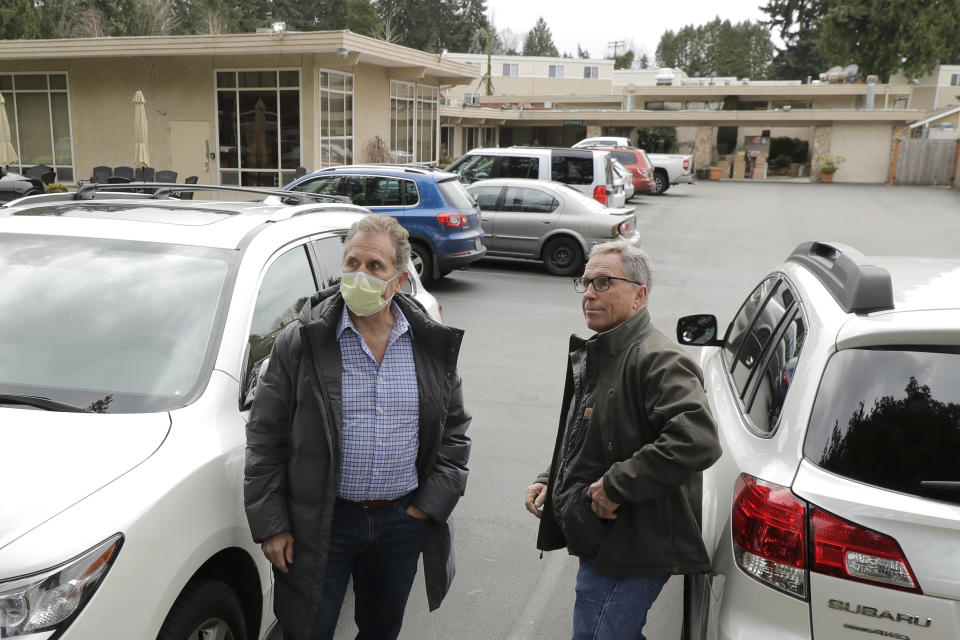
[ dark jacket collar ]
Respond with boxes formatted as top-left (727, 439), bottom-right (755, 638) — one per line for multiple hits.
top-left (570, 307), bottom-right (652, 357)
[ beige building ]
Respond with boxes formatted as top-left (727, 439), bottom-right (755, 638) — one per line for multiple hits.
top-left (438, 53), bottom-right (948, 183)
top-left (0, 30), bottom-right (477, 186)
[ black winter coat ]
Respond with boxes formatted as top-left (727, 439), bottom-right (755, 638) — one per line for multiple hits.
top-left (244, 287), bottom-right (471, 639)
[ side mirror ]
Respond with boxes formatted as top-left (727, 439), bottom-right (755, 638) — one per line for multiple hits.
top-left (677, 314), bottom-right (723, 347)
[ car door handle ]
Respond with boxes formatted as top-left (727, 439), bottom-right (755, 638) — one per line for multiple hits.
top-left (541, 221), bottom-right (552, 224)
top-left (480, 217), bottom-right (490, 221)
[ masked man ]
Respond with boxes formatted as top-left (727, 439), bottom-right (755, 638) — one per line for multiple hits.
top-left (245, 214), bottom-right (471, 640)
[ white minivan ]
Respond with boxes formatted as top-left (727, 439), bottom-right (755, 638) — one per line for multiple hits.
top-left (445, 146), bottom-right (626, 208)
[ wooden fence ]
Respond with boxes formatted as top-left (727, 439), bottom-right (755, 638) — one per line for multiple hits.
top-left (889, 138), bottom-right (960, 186)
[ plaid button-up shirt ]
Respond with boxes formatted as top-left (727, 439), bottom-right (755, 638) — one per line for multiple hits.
top-left (336, 302), bottom-right (420, 501)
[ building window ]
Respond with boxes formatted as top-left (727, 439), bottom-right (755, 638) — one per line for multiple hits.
top-left (644, 101), bottom-right (682, 111)
top-left (1, 73), bottom-right (74, 182)
top-left (390, 81), bottom-right (437, 163)
top-left (583, 66), bottom-right (598, 79)
top-left (216, 69), bottom-right (301, 187)
top-left (549, 65), bottom-right (564, 78)
top-left (318, 70), bottom-right (353, 167)
top-left (951, 73), bottom-right (960, 86)
top-left (503, 63), bottom-right (518, 77)
top-left (463, 92), bottom-right (481, 106)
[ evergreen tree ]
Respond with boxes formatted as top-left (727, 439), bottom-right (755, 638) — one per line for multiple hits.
top-left (761, 0), bottom-right (829, 81)
top-left (614, 50), bottom-right (634, 70)
top-left (639, 53), bottom-right (650, 69)
top-left (522, 16), bottom-right (558, 57)
top-left (655, 18), bottom-right (773, 79)
top-left (576, 43), bottom-right (590, 58)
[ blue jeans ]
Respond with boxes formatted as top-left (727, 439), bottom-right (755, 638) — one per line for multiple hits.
top-left (295, 496), bottom-right (429, 640)
top-left (572, 557), bottom-right (669, 640)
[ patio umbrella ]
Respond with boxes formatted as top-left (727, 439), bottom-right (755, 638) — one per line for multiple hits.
top-left (133, 89), bottom-right (150, 168)
top-left (253, 97), bottom-right (269, 169)
top-left (0, 93), bottom-right (18, 167)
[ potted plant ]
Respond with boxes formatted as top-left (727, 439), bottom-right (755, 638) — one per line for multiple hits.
top-left (45, 183), bottom-right (69, 193)
top-left (818, 154), bottom-right (845, 182)
top-left (708, 162), bottom-right (726, 180)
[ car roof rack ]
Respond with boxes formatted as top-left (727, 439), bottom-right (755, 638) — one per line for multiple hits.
top-left (786, 241), bottom-right (894, 313)
top-left (312, 163), bottom-right (439, 175)
top-left (1, 183), bottom-right (349, 207)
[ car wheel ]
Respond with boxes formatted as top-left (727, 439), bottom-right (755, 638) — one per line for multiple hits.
top-left (542, 236), bottom-right (584, 276)
top-left (157, 578), bottom-right (247, 640)
top-left (410, 241), bottom-right (434, 283)
top-left (652, 170), bottom-right (669, 195)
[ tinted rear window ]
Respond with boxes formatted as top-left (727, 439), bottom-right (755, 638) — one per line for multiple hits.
top-left (551, 156), bottom-right (594, 185)
top-left (804, 347), bottom-right (960, 505)
top-left (612, 151), bottom-right (636, 165)
top-left (436, 178), bottom-right (476, 210)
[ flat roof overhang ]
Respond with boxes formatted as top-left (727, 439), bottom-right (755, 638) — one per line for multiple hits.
top-left (0, 30), bottom-right (479, 85)
top-left (440, 106), bottom-right (924, 127)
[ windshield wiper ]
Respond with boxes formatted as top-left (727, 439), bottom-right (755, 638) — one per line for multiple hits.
top-left (0, 393), bottom-right (86, 412)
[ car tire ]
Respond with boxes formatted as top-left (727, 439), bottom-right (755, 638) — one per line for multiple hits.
top-left (652, 170), bottom-right (669, 195)
top-left (410, 241), bottom-right (434, 283)
top-left (542, 236), bottom-right (584, 277)
top-left (157, 578), bottom-right (247, 640)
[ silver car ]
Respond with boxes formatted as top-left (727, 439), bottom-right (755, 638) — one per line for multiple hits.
top-left (466, 178), bottom-right (639, 276)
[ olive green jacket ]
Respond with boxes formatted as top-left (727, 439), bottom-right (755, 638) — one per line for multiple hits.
top-left (536, 308), bottom-right (721, 576)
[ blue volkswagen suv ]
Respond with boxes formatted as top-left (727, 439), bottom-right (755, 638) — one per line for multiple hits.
top-left (284, 165), bottom-right (486, 282)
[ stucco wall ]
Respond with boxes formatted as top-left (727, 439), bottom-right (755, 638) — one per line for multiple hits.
top-left (828, 123), bottom-right (894, 183)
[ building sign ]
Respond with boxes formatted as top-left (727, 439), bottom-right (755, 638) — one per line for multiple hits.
top-left (562, 120), bottom-right (585, 127)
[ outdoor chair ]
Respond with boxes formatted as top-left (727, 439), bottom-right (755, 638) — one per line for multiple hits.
top-left (155, 170), bottom-right (178, 183)
top-left (25, 165), bottom-right (56, 184)
top-left (92, 166), bottom-right (112, 183)
top-left (135, 167), bottom-right (155, 182)
top-left (295, 166), bottom-right (308, 178)
top-left (114, 166), bottom-right (135, 180)
top-left (176, 175), bottom-right (198, 200)
top-left (38, 171), bottom-right (56, 186)
top-left (106, 176), bottom-right (132, 184)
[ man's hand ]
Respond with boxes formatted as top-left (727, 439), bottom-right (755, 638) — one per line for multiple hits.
top-left (588, 478), bottom-right (620, 520)
top-left (525, 482), bottom-right (548, 518)
top-left (262, 531), bottom-right (295, 573)
top-left (406, 505), bottom-right (430, 520)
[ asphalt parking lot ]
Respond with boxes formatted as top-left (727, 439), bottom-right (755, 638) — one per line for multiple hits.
top-left (278, 181), bottom-right (960, 640)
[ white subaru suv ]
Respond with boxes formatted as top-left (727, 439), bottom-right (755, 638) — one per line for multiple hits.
top-left (676, 241), bottom-right (960, 640)
top-left (0, 184), bottom-right (440, 640)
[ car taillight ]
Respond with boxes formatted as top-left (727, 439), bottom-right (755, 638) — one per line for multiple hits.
top-left (732, 474), bottom-right (922, 600)
top-left (732, 474), bottom-right (808, 598)
top-left (593, 185), bottom-right (607, 205)
top-left (614, 219), bottom-right (633, 237)
top-left (683, 158), bottom-right (691, 171)
top-left (437, 212), bottom-right (468, 228)
top-left (810, 508), bottom-right (920, 593)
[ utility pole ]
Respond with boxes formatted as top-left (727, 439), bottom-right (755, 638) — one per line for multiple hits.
top-left (607, 40), bottom-right (624, 58)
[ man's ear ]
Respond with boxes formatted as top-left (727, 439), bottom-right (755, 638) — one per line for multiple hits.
top-left (634, 285), bottom-right (648, 311)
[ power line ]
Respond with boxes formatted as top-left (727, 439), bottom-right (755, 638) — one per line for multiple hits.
top-left (607, 40), bottom-right (624, 57)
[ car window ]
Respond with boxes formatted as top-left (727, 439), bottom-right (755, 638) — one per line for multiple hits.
top-left (291, 175), bottom-right (341, 195)
top-left (612, 151), bottom-right (636, 165)
top-left (453, 154), bottom-right (496, 183)
top-left (502, 186), bottom-right (559, 213)
top-left (471, 185), bottom-right (502, 211)
top-left (746, 308), bottom-right (807, 432)
top-left (551, 155), bottom-right (594, 185)
top-left (0, 235), bottom-right (232, 413)
top-left (804, 347), bottom-right (960, 505)
top-left (436, 178), bottom-right (475, 210)
top-left (245, 245), bottom-right (317, 402)
top-left (498, 156), bottom-right (539, 179)
top-left (341, 176), bottom-right (403, 207)
top-left (311, 235), bottom-right (346, 288)
top-left (403, 179), bottom-right (419, 206)
top-left (730, 278), bottom-right (794, 397)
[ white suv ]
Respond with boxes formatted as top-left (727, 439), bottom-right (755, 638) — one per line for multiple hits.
top-left (677, 241), bottom-right (960, 640)
top-left (0, 184), bottom-right (440, 640)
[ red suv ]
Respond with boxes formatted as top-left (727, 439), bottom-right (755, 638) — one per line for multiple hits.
top-left (596, 147), bottom-right (654, 194)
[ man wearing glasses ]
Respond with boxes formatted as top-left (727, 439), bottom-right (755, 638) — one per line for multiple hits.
top-left (524, 239), bottom-right (721, 640)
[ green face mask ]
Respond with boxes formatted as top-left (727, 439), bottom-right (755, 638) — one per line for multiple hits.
top-left (339, 270), bottom-right (401, 316)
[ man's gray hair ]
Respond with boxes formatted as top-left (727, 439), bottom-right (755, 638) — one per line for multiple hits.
top-left (589, 240), bottom-right (653, 293)
top-left (345, 213), bottom-right (411, 271)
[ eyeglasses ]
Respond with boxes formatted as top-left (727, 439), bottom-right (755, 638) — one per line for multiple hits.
top-left (573, 275), bottom-right (642, 293)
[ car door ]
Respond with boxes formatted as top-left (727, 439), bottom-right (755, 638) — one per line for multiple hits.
top-left (470, 184), bottom-right (504, 252)
top-left (492, 185), bottom-right (561, 257)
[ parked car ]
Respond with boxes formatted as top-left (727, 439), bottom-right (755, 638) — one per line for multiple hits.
top-left (465, 178), bottom-right (639, 276)
top-left (676, 241), bottom-right (960, 640)
top-left (0, 167), bottom-right (44, 202)
top-left (445, 146), bottom-right (624, 208)
top-left (572, 137), bottom-right (694, 195)
top-left (0, 184), bottom-right (441, 640)
top-left (284, 164), bottom-right (486, 283)
top-left (611, 158), bottom-right (635, 201)
top-left (603, 147), bottom-right (654, 194)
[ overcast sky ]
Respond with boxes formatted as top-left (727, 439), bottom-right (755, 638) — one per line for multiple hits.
top-left (484, 0), bottom-right (770, 62)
